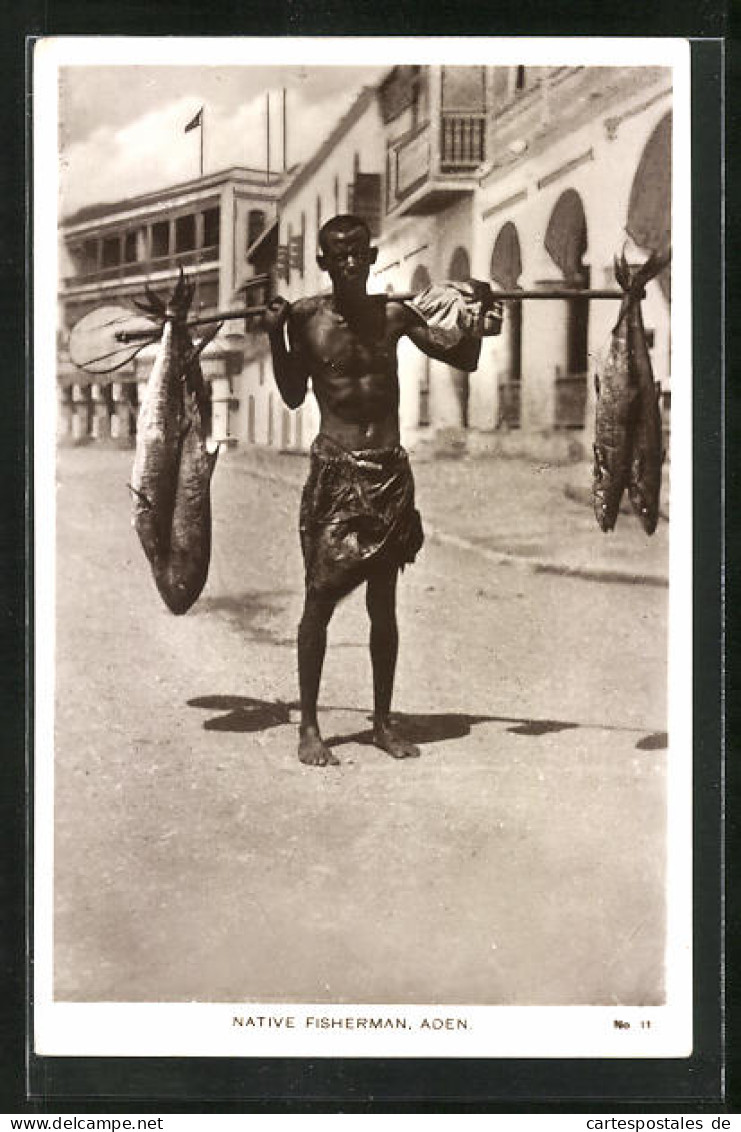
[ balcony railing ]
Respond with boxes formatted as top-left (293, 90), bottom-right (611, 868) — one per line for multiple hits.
top-left (387, 112), bottom-right (485, 210)
top-left (440, 112), bottom-right (486, 170)
top-left (65, 244), bottom-right (220, 287)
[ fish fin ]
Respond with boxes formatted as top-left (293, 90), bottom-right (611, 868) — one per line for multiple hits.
top-left (171, 269), bottom-right (196, 317)
top-left (145, 284), bottom-right (167, 316)
top-left (614, 252), bottom-right (631, 292)
top-left (207, 444), bottom-right (220, 476)
top-left (127, 483), bottom-right (152, 509)
top-left (632, 247), bottom-right (672, 293)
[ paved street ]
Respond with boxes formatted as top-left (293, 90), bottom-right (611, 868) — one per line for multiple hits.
top-left (52, 445), bottom-right (668, 1006)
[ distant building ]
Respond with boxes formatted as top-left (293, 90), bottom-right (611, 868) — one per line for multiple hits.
top-left (233, 84), bottom-right (384, 452)
top-left (59, 65), bottom-right (673, 462)
top-left (58, 166), bottom-right (286, 445)
top-left (473, 65), bottom-right (672, 458)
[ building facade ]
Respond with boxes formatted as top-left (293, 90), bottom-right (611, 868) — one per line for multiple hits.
top-left (58, 166), bottom-right (285, 445)
top-left (59, 65), bottom-right (673, 462)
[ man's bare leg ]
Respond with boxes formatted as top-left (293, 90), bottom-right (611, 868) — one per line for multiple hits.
top-left (297, 592), bottom-right (340, 766)
top-left (366, 567), bottom-right (420, 759)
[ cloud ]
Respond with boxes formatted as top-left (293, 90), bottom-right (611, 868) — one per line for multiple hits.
top-left (59, 68), bottom-right (387, 216)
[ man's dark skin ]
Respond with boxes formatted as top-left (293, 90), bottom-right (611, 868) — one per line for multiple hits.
top-left (264, 217), bottom-right (496, 767)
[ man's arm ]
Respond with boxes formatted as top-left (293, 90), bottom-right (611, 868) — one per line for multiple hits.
top-left (264, 297), bottom-right (310, 409)
top-left (405, 317), bottom-right (483, 372)
top-left (393, 282), bottom-right (503, 372)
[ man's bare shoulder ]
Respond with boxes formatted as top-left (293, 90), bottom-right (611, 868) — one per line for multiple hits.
top-left (386, 296), bottom-right (425, 333)
top-left (289, 294), bottom-right (331, 324)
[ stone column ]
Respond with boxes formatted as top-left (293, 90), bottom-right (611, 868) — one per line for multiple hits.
top-left (520, 279), bottom-right (567, 432)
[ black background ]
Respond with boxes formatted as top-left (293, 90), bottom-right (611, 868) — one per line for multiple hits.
top-left (1, 1), bottom-right (730, 1113)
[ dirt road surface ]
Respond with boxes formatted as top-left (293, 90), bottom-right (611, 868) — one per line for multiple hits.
top-left (51, 446), bottom-right (668, 1006)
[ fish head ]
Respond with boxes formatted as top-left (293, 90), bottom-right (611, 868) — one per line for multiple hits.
top-left (592, 444), bottom-right (621, 532)
top-left (628, 481), bottom-right (659, 535)
top-left (165, 268), bottom-right (196, 322)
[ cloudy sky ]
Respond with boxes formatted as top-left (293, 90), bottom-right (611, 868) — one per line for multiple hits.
top-left (58, 65), bottom-right (388, 217)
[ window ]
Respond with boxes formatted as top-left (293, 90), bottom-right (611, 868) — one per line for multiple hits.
top-left (151, 221), bottom-right (169, 258)
top-left (247, 209), bottom-right (266, 249)
top-left (123, 231), bottom-right (138, 263)
top-left (441, 66), bottom-right (486, 111)
top-left (101, 236), bottom-right (121, 268)
top-left (175, 214), bottom-right (196, 253)
top-left (203, 207), bottom-right (220, 248)
top-left (82, 239), bottom-right (98, 274)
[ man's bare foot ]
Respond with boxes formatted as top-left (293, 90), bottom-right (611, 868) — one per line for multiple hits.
top-left (298, 726), bottom-right (340, 767)
top-left (372, 719), bottom-right (420, 759)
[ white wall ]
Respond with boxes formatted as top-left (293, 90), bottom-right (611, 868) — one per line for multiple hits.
top-left (475, 79), bottom-right (673, 444)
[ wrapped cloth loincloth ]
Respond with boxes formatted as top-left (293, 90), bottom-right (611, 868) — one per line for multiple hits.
top-left (300, 433), bottom-right (424, 599)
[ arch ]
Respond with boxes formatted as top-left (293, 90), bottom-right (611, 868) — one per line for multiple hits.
top-left (448, 246), bottom-right (470, 283)
top-left (410, 264), bottom-right (432, 428)
top-left (545, 190), bottom-right (589, 426)
top-left (410, 263), bottom-right (431, 292)
top-left (544, 189), bottom-right (587, 283)
top-left (627, 111), bottom-right (672, 300)
top-left (490, 221), bottom-right (522, 289)
top-left (490, 223), bottom-right (522, 424)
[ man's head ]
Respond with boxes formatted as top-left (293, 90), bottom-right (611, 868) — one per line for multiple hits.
top-left (317, 215), bottom-right (378, 294)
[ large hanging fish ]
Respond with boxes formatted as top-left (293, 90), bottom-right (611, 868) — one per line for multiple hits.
top-left (624, 249), bottom-right (671, 534)
top-left (592, 249), bottom-right (668, 533)
top-left (129, 271), bottom-right (221, 614)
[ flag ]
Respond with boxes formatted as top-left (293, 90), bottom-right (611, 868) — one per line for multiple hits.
top-left (185, 107), bottom-right (203, 133)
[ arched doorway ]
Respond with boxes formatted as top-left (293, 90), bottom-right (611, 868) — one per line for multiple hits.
top-left (627, 112), bottom-right (672, 300)
top-left (490, 221), bottom-right (522, 427)
top-left (447, 247), bottom-right (471, 427)
top-left (545, 189), bottom-right (589, 428)
top-left (448, 246), bottom-right (470, 284)
top-left (410, 265), bottom-right (432, 427)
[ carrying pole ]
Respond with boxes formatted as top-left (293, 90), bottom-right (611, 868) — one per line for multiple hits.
top-left (113, 289), bottom-right (624, 343)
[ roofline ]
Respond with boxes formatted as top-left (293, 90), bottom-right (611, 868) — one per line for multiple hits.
top-left (62, 166), bottom-right (288, 229)
top-left (279, 86), bottom-right (380, 208)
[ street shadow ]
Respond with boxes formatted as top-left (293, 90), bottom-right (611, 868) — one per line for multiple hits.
top-left (635, 731), bottom-right (668, 750)
top-left (187, 696), bottom-right (665, 751)
top-left (187, 697), bottom-right (583, 745)
top-left (187, 694), bottom-right (291, 733)
top-left (325, 711), bottom-right (578, 750)
top-left (193, 590), bottom-right (295, 647)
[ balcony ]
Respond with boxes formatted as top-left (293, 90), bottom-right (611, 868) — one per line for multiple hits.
top-left (64, 244), bottom-right (220, 288)
top-left (386, 112), bottom-right (485, 217)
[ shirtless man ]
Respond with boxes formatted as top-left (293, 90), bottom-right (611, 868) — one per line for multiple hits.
top-left (264, 214), bottom-right (500, 767)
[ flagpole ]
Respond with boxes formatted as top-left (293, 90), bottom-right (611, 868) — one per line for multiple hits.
top-left (200, 107), bottom-right (204, 177)
top-left (266, 93), bottom-right (271, 184)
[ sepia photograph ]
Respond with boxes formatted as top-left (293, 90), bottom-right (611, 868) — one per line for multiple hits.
top-left (33, 36), bottom-right (693, 1060)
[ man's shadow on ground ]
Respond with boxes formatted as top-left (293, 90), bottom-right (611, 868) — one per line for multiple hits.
top-left (186, 694), bottom-right (667, 751)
